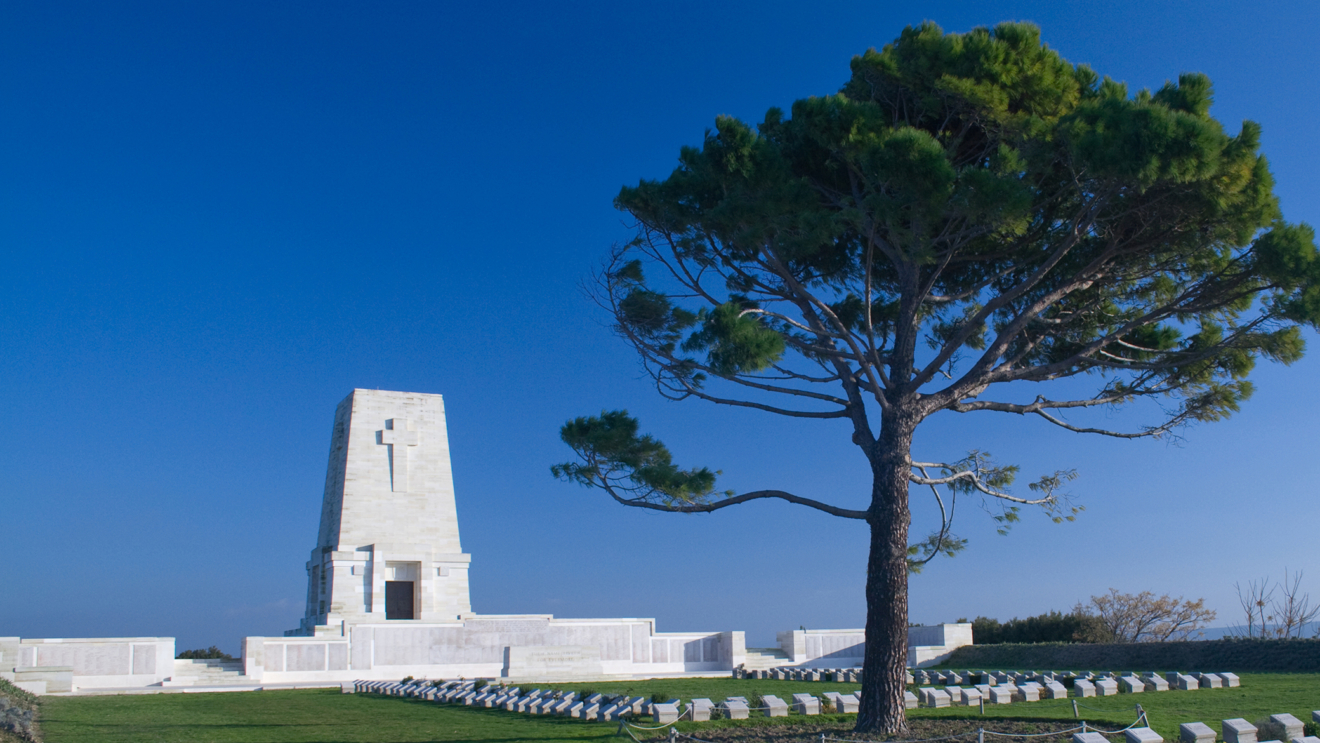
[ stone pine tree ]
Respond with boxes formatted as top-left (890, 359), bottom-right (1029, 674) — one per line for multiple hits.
top-left (552, 22), bottom-right (1320, 733)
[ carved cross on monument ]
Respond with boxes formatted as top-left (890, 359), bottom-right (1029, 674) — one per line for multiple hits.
top-left (379, 418), bottom-right (419, 492)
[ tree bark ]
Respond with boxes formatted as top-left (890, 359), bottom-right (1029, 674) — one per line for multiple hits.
top-left (855, 408), bottom-right (917, 733)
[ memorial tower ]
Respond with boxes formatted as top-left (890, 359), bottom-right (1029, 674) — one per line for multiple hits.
top-left (292, 389), bottom-right (472, 636)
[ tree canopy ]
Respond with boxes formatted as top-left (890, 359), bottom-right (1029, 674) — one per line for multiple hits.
top-left (554, 21), bottom-right (1319, 733)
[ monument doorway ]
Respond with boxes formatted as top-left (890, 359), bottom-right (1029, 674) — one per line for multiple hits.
top-left (385, 581), bottom-right (414, 619)
top-left (384, 561), bottom-right (420, 620)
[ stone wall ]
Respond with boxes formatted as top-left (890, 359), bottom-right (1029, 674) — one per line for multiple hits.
top-left (0, 636), bottom-right (175, 692)
top-left (772, 625), bottom-right (972, 669)
top-left (946, 637), bottom-right (1320, 671)
top-left (246, 615), bottom-right (737, 683)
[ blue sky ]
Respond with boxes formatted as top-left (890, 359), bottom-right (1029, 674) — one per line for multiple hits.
top-left (3, 1), bottom-right (1319, 654)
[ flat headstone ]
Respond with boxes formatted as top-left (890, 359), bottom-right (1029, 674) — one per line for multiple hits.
top-left (1290, 737), bottom-right (1320, 743)
top-left (1126, 728), bottom-right (1165, 743)
top-left (793, 694), bottom-right (819, 715)
top-left (1096, 678), bottom-right (1120, 696)
top-left (1179, 675), bottom-right (1200, 691)
top-left (905, 691), bottom-right (919, 709)
top-left (1224, 719), bottom-right (1258, 743)
top-left (960, 688), bottom-right (982, 706)
top-left (1181, 722), bottom-right (1217, 743)
top-left (1200, 673), bottom-right (1223, 689)
top-left (1272, 714), bottom-right (1305, 740)
top-left (905, 671), bottom-right (914, 684)
top-left (568, 702), bottom-right (585, 718)
top-left (1044, 682), bottom-right (1068, 699)
top-left (721, 699), bottom-right (750, 719)
top-left (652, 703), bottom-right (680, 724)
top-left (989, 686), bottom-right (1014, 704)
top-left (1146, 676), bottom-right (1170, 692)
top-left (1017, 685), bottom-right (1041, 702)
top-left (1122, 677), bottom-right (1146, 693)
top-left (1220, 673), bottom-right (1240, 688)
top-left (928, 689), bottom-right (951, 708)
top-left (836, 694), bottom-right (860, 714)
top-left (763, 695), bottom-right (789, 717)
top-left (1075, 734), bottom-right (1110, 743)
top-left (584, 703), bottom-right (600, 721)
top-left (1074, 679), bottom-right (1096, 697)
top-left (1315, 712), bottom-right (1320, 725)
top-left (945, 686), bottom-right (963, 705)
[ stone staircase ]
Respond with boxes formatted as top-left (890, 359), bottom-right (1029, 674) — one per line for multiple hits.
top-left (742, 647), bottom-right (791, 670)
top-left (162, 659), bottom-right (256, 687)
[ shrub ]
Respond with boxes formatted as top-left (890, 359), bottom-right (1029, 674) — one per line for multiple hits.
top-left (748, 692), bottom-right (764, 711)
top-left (176, 645), bottom-right (235, 660)
top-left (473, 679), bottom-right (488, 691)
top-left (577, 688), bottom-right (596, 700)
top-left (972, 612), bottom-right (1107, 644)
top-left (1255, 718), bottom-right (1288, 742)
top-left (401, 675), bottom-right (414, 684)
top-left (650, 692), bottom-right (668, 704)
top-left (821, 697), bottom-right (835, 714)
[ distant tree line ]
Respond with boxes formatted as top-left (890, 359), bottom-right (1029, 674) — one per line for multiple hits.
top-left (965, 590), bottom-right (1216, 644)
top-left (967, 610), bottom-right (1106, 644)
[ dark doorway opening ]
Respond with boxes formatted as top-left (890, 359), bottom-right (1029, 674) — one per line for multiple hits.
top-left (385, 581), bottom-right (415, 620)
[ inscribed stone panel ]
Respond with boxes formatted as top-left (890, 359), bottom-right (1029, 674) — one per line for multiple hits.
top-left (651, 639), bottom-right (668, 663)
top-left (550, 624), bottom-right (632, 662)
top-left (702, 636), bottom-right (717, 662)
top-left (631, 624), bottom-right (650, 663)
top-left (350, 627), bottom-right (372, 670)
top-left (327, 643), bottom-right (348, 671)
top-left (684, 639), bottom-right (701, 662)
top-left (265, 644), bottom-right (285, 672)
top-left (38, 643), bottom-right (130, 676)
top-left (370, 627), bottom-right (484, 666)
top-left (808, 634), bottom-right (864, 659)
top-left (131, 645), bottom-right (156, 675)
top-left (287, 644), bottom-right (325, 672)
top-left (19, 647), bottom-right (35, 668)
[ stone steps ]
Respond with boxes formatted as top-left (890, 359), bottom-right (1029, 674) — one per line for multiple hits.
top-left (162, 659), bottom-right (255, 687)
top-left (742, 648), bottom-right (791, 670)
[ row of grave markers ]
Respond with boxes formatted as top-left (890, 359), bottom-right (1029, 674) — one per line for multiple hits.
top-left (1098, 712), bottom-right (1320, 743)
top-left (747, 667), bottom-right (1240, 694)
top-left (350, 679), bottom-right (886, 721)
top-left (913, 672), bottom-right (1240, 708)
top-left (350, 677), bottom-right (1320, 741)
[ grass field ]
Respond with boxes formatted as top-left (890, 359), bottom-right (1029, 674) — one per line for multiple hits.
top-left (34, 674), bottom-right (1320, 743)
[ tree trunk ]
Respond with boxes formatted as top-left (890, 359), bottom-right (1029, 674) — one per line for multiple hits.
top-left (855, 409), bottom-right (916, 734)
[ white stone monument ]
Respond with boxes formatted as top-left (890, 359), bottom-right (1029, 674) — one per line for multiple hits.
top-left (292, 389), bottom-right (473, 636)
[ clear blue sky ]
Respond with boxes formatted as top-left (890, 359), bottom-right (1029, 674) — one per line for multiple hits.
top-left (3, 1), bottom-right (1319, 654)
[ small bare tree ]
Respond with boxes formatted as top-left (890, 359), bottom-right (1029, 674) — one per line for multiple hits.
top-left (1230, 570), bottom-right (1320, 638)
top-left (1088, 589), bottom-right (1216, 642)
top-left (1272, 569), bottom-right (1319, 638)
top-left (1231, 576), bottom-right (1275, 638)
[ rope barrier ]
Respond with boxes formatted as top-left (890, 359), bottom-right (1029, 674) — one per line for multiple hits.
top-left (982, 727), bottom-right (1086, 738)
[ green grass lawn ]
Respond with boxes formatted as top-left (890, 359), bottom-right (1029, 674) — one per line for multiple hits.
top-left (35, 674), bottom-right (1320, 743)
